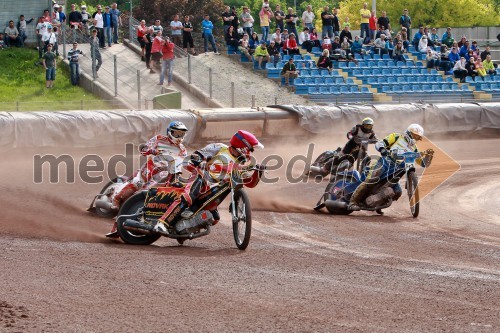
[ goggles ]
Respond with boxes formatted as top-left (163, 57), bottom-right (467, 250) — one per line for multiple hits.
top-left (170, 129), bottom-right (186, 139)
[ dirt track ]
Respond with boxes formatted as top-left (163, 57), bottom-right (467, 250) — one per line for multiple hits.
top-left (0, 137), bottom-right (499, 332)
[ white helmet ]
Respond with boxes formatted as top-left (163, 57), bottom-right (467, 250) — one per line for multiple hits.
top-left (166, 121), bottom-right (188, 144)
top-left (405, 123), bottom-right (424, 144)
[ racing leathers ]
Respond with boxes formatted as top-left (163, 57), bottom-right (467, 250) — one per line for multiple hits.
top-left (156, 143), bottom-right (261, 229)
top-left (348, 132), bottom-right (433, 210)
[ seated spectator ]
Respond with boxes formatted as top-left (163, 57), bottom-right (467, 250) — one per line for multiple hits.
top-left (238, 33), bottom-right (252, 58)
top-left (480, 45), bottom-right (491, 61)
top-left (457, 35), bottom-right (467, 48)
top-left (280, 57), bottom-right (298, 86)
top-left (375, 26), bottom-right (385, 40)
top-left (339, 25), bottom-right (353, 44)
top-left (465, 49), bottom-right (474, 62)
top-left (321, 35), bottom-right (332, 51)
top-left (317, 49), bottom-right (332, 72)
top-left (428, 28), bottom-right (440, 48)
top-left (270, 28), bottom-right (283, 48)
top-left (465, 56), bottom-right (478, 80)
top-left (393, 41), bottom-right (406, 63)
top-left (483, 54), bottom-right (497, 75)
top-left (341, 37), bottom-right (351, 58)
top-left (426, 49), bottom-right (441, 70)
top-left (412, 26), bottom-right (424, 49)
top-left (309, 27), bottom-right (321, 48)
top-left (249, 31), bottom-right (260, 50)
top-left (453, 57), bottom-right (468, 82)
top-left (475, 58), bottom-right (486, 78)
top-left (441, 46), bottom-right (459, 72)
top-left (281, 28), bottom-right (289, 41)
top-left (299, 27), bottom-right (314, 53)
top-left (385, 36), bottom-right (394, 57)
top-left (400, 27), bottom-right (410, 49)
top-left (4, 20), bottom-right (22, 47)
top-left (283, 33), bottom-right (300, 55)
top-left (350, 35), bottom-right (363, 54)
top-left (459, 40), bottom-right (470, 58)
top-left (267, 40), bottom-right (281, 65)
top-left (373, 34), bottom-right (388, 55)
top-left (471, 41), bottom-right (480, 58)
top-left (254, 41), bottom-right (270, 69)
top-left (225, 25), bottom-right (239, 48)
top-left (441, 27), bottom-right (455, 47)
top-left (331, 36), bottom-right (346, 58)
top-left (0, 33), bottom-right (6, 49)
top-left (17, 15), bottom-right (34, 47)
top-left (418, 35), bottom-right (429, 53)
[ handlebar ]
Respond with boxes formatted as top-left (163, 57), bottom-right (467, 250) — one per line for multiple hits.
top-left (353, 138), bottom-right (378, 145)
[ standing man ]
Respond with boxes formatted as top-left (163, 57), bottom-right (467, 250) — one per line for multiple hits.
top-left (68, 4), bottom-right (83, 31)
top-left (67, 42), bottom-right (84, 85)
top-left (109, 3), bottom-right (121, 44)
top-left (359, 2), bottom-right (370, 43)
top-left (399, 9), bottom-right (412, 39)
top-left (221, 6), bottom-right (233, 36)
top-left (230, 6), bottom-right (239, 31)
top-left (92, 5), bottom-right (105, 48)
top-left (377, 11), bottom-right (391, 37)
top-left (274, 5), bottom-right (285, 32)
top-left (17, 15), bottom-right (34, 47)
top-left (42, 43), bottom-right (57, 88)
top-left (103, 6), bottom-right (112, 47)
top-left (182, 15), bottom-right (196, 55)
top-left (302, 5), bottom-right (315, 30)
top-left (332, 8), bottom-right (340, 37)
top-left (170, 15), bottom-right (183, 47)
top-left (321, 6), bottom-right (334, 39)
top-left (159, 37), bottom-right (175, 86)
top-left (90, 29), bottom-right (103, 78)
top-left (201, 14), bottom-right (220, 55)
top-left (285, 7), bottom-right (298, 40)
top-left (240, 6), bottom-right (254, 37)
top-left (57, 6), bottom-right (66, 25)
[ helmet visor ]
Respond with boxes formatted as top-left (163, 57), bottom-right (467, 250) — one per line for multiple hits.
top-left (363, 124), bottom-right (373, 130)
top-left (170, 129), bottom-right (186, 139)
top-left (412, 133), bottom-right (422, 141)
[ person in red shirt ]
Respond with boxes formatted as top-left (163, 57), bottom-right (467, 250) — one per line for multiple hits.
top-left (136, 19), bottom-right (148, 61)
top-left (150, 30), bottom-right (163, 72)
top-left (284, 33), bottom-right (300, 55)
top-left (369, 10), bottom-right (377, 43)
top-left (159, 37), bottom-right (175, 85)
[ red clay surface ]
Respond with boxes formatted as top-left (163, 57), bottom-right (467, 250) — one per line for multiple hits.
top-left (0, 137), bottom-right (499, 332)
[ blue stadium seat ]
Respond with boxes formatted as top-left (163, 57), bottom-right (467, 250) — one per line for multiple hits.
top-left (382, 54), bottom-right (391, 60)
top-left (373, 54), bottom-right (381, 60)
top-left (293, 54), bottom-right (303, 61)
top-left (361, 86), bottom-right (370, 93)
top-left (308, 87), bottom-right (320, 94)
top-left (310, 69), bottom-right (319, 77)
top-left (382, 86), bottom-right (391, 93)
top-left (265, 62), bottom-right (275, 69)
top-left (320, 69), bottom-right (331, 76)
top-left (311, 47), bottom-right (321, 54)
top-left (412, 84), bottom-right (422, 92)
top-left (282, 55), bottom-right (290, 61)
top-left (345, 78), bottom-right (354, 84)
top-left (340, 86), bottom-right (350, 94)
top-left (387, 76), bottom-right (396, 84)
top-left (315, 77), bottom-right (325, 85)
top-left (335, 77), bottom-right (344, 84)
top-left (330, 86), bottom-right (341, 94)
top-left (397, 61), bottom-right (406, 67)
top-left (324, 77), bottom-right (334, 84)
top-left (303, 54), bottom-right (312, 61)
top-left (350, 86), bottom-right (360, 93)
top-left (319, 86), bottom-right (330, 94)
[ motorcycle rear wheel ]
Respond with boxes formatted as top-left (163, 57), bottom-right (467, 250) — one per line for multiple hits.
top-left (407, 171), bottom-right (420, 218)
top-left (117, 192), bottom-right (161, 245)
top-left (324, 176), bottom-right (353, 215)
top-left (232, 190), bottom-right (252, 250)
top-left (95, 177), bottom-right (126, 218)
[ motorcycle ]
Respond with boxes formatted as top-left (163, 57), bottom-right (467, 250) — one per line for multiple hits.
top-left (115, 163), bottom-right (264, 250)
top-left (306, 138), bottom-right (378, 178)
top-left (314, 150), bottom-right (429, 217)
top-left (88, 144), bottom-right (185, 218)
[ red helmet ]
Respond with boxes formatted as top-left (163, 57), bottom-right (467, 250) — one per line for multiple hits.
top-left (230, 130), bottom-right (264, 161)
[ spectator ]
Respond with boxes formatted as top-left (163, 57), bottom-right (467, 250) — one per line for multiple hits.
top-left (68, 4), bottom-right (83, 31)
top-left (428, 28), bottom-right (440, 48)
top-left (322, 35), bottom-right (332, 51)
top-left (159, 37), bottom-right (175, 86)
top-left (441, 27), bottom-right (454, 47)
top-left (465, 56), bottom-right (478, 80)
top-left (152, 19), bottom-right (163, 36)
top-left (103, 6), bottom-right (112, 47)
top-left (109, 3), bottom-right (121, 44)
top-left (418, 35), bottom-right (429, 53)
top-left (299, 27), bottom-right (313, 51)
top-left (170, 15), bottom-right (183, 47)
top-left (400, 27), bottom-right (410, 49)
top-left (201, 14), bottom-right (220, 55)
top-left (267, 40), bottom-right (281, 65)
top-left (317, 49), bottom-right (332, 72)
top-left (4, 20), bottom-right (21, 47)
top-left (453, 57), bottom-right (468, 82)
top-left (254, 41), bottom-right (270, 69)
top-left (249, 31), bottom-right (260, 50)
top-left (57, 5), bottom-right (66, 25)
top-left (144, 27), bottom-right (153, 69)
top-left (483, 54), bottom-right (497, 75)
top-left (457, 35), bottom-right (467, 48)
top-left (240, 6), bottom-right (254, 37)
top-left (42, 43), bottom-right (57, 88)
top-left (92, 5), bottom-right (105, 48)
top-left (260, 4), bottom-right (273, 42)
top-left (35, 17), bottom-right (48, 59)
top-left (302, 5), bottom-right (315, 30)
top-left (471, 40), bottom-right (479, 53)
top-left (441, 46), bottom-right (459, 72)
top-left (377, 11), bottom-right (391, 35)
top-left (447, 46), bottom-right (460, 65)
top-left (465, 49), bottom-right (474, 62)
top-left (475, 58), bottom-right (486, 78)
top-left (51, 5), bottom-right (61, 28)
top-left (369, 11), bottom-right (377, 43)
top-left (413, 26), bottom-right (424, 49)
top-left (332, 8), bottom-right (340, 37)
top-left (182, 15), bottom-right (196, 55)
top-left (42, 9), bottom-right (51, 23)
top-left (373, 34), bottom-right (388, 55)
top-left (459, 40), bottom-right (470, 58)
top-left (331, 36), bottom-right (346, 58)
top-left (351, 35), bottom-right (363, 55)
top-left (285, 7), bottom-right (298, 40)
top-left (321, 6), bottom-right (334, 39)
top-left (90, 29), bottom-right (103, 78)
top-left (270, 28), bottom-right (283, 48)
top-left (399, 9), bottom-right (412, 38)
top-left (385, 36), bottom-right (394, 57)
top-left (151, 30), bottom-right (163, 71)
top-left (67, 42), bottom-right (84, 85)
top-left (0, 33), bottom-right (6, 49)
top-left (281, 28), bottom-right (289, 42)
top-left (17, 15), bottom-right (33, 47)
top-left (342, 16), bottom-right (351, 29)
top-left (225, 25), bottom-right (239, 48)
top-left (280, 58), bottom-right (298, 86)
top-left (359, 2), bottom-right (371, 42)
top-left (238, 33), bottom-right (252, 58)
top-left (221, 6), bottom-right (233, 35)
top-left (80, 5), bottom-right (90, 36)
top-left (480, 45), bottom-right (491, 61)
top-left (42, 25), bottom-right (57, 54)
top-left (309, 27), bottom-right (321, 49)
top-left (393, 41), bottom-right (406, 63)
top-left (274, 5), bottom-right (285, 32)
top-left (426, 49), bottom-right (441, 70)
top-left (341, 37), bottom-right (351, 58)
top-left (339, 25), bottom-right (353, 44)
top-left (137, 20), bottom-right (148, 61)
top-left (283, 33), bottom-right (300, 55)
top-left (230, 6), bottom-right (239, 31)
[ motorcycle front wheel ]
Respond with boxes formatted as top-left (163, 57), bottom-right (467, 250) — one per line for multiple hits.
top-left (232, 189), bottom-right (252, 250)
top-left (407, 171), bottom-right (420, 218)
top-left (116, 192), bottom-right (161, 245)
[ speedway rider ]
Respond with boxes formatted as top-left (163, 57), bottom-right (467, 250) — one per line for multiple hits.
top-left (321, 117), bottom-right (377, 174)
top-left (348, 124), bottom-right (434, 211)
top-left (153, 130), bottom-right (264, 234)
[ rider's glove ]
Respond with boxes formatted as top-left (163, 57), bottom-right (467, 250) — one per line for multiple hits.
top-left (190, 153), bottom-right (203, 166)
top-left (255, 164), bottom-right (266, 172)
top-left (379, 148), bottom-right (389, 156)
top-left (426, 148), bottom-right (435, 155)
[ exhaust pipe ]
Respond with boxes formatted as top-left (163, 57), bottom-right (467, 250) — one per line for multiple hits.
top-left (95, 199), bottom-right (116, 211)
top-left (325, 200), bottom-right (348, 212)
top-left (123, 219), bottom-right (154, 234)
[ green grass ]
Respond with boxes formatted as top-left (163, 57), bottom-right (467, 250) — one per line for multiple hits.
top-left (0, 48), bottom-right (111, 111)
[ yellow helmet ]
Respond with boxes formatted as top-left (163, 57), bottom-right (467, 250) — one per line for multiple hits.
top-left (362, 117), bottom-right (374, 126)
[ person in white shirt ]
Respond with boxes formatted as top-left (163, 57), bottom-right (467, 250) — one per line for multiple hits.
top-left (170, 15), bottom-right (183, 47)
top-left (42, 25), bottom-right (57, 53)
top-left (93, 5), bottom-right (105, 48)
top-left (302, 5), bottom-right (315, 30)
top-left (270, 27), bottom-right (283, 48)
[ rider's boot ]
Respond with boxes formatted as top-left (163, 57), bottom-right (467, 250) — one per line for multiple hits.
top-left (348, 182), bottom-right (371, 211)
top-left (210, 209), bottom-right (220, 225)
top-left (105, 221), bottom-right (120, 238)
top-left (154, 197), bottom-right (190, 233)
